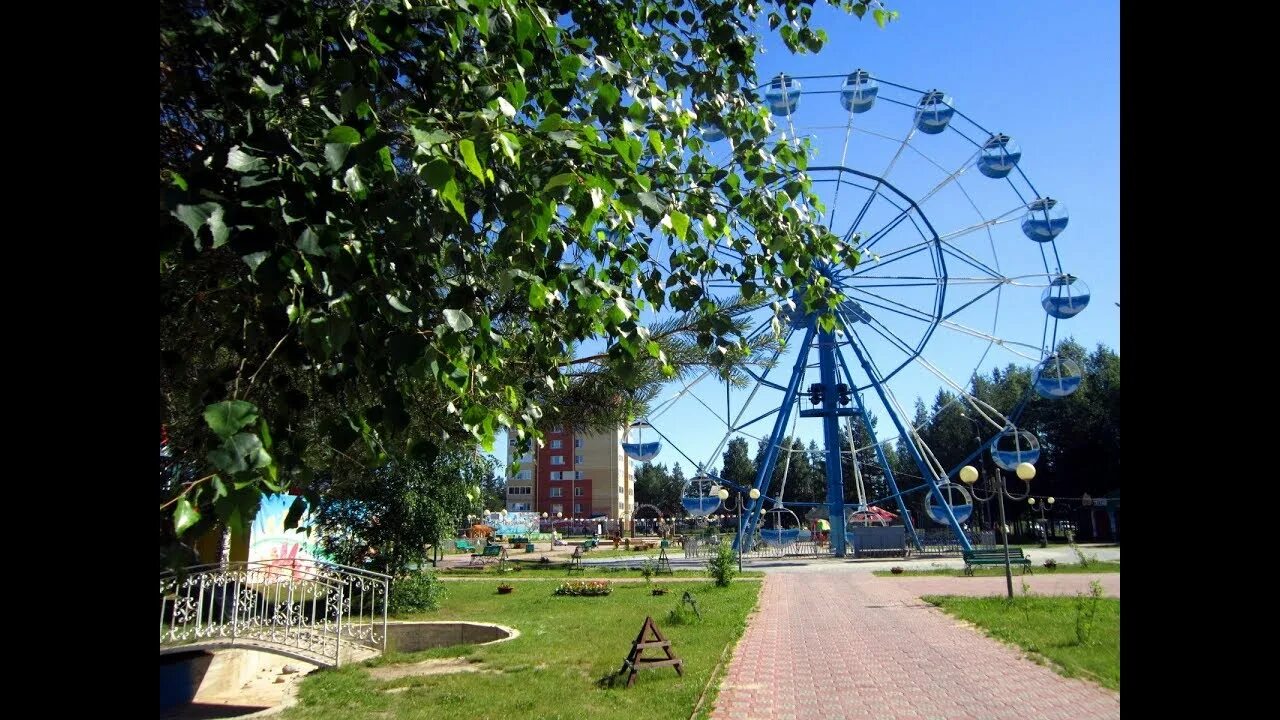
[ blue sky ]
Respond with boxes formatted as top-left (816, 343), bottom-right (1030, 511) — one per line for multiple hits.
top-left (494, 1), bottom-right (1119, 482)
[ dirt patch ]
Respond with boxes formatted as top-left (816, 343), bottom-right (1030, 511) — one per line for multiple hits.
top-left (368, 658), bottom-right (484, 681)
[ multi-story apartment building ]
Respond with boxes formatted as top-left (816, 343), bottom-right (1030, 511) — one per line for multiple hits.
top-left (506, 424), bottom-right (634, 519)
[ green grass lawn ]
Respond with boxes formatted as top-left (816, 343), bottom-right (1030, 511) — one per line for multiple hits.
top-left (923, 594), bottom-right (1120, 691)
top-left (286, 578), bottom-right (762, 720)
top-left (874, 561), bottom-right (1120, 577)
top-left (438, 559), bottom-right (762, 579)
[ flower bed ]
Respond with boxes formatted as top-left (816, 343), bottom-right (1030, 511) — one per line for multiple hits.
top-left (554, 580), bottom-right (612, 596)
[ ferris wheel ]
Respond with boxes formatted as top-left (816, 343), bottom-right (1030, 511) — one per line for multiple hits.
top-left (622, 71), bottom-right (1091, 557)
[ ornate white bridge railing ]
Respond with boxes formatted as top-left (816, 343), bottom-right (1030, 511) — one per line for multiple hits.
top-left (159, 559), bottom-right (390, 667)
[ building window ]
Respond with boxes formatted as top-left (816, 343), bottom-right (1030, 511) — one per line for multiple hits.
top-left (551, 503), bottom-right (563, 515)
top-left (574, 437), bottom-right (583, 449)
top-left (574, 503), bottom-right (582, 514)
top-left (551, 424), bottom-right (564, 433)
top-left (550, 488), bottom-right (563, 497)
top-left (574, 455), bottom-right (584, 464)
top-left (515, 470), bottom-right (532, 481)
top-left (548, 471), bottom-right (560, 480)
top-left (551, 455), bottom-right (564, 465)
top-left (574, 487), bottom-right (584, 497)
top-left (551, 439), bottom-right (563, 449)
top-left (575, 471), bottom-right (585, 480)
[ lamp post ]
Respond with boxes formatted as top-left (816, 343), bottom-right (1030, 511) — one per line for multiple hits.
top-left (958, 412), bottom-right (1036, 600)
top-left (1029, 496), bottom-right (1054, 546)
top-left (716, 486), bottom-right (761, 572)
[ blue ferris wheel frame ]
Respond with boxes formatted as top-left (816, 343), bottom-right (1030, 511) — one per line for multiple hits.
top-left (638, 72), bottom-right (1081, 558)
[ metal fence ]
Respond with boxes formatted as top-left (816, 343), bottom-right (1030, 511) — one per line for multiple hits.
top-left (159, 559), bottom-right (390, 667)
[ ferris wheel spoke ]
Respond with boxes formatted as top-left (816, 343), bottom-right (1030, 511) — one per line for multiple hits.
top-left (940, 243), bottom-right (1003, 280)
top-left (915, 152), bottom-right (982, 208)
top-left (931, 318), bottom-right (1046, 362)
top-left (855, 274), bottom-right (1007, 286)
top-left (937, 209), bottom-right (1024, 244)
top-left (845, 286), bottom-right (936, 325)
top-left (859, 309), bottom-right (929, 359)
top-left (849, 242), bottom-right (933, 275)
top-left (826, 104), bottom-right (861, 230)
top-left (856, 203), bottom-right (924, 256)
top-left (846, 124), bottom-right (917, 237)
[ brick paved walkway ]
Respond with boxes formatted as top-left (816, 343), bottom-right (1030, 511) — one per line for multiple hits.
top-left (712, 572), bottom-right (1119, 720)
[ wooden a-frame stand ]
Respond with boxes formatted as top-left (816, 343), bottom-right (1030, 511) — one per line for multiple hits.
top-left (618, 616), bottom-right (683, 687)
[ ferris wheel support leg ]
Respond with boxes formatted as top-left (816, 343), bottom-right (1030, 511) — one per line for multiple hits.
top-left (817, 327), bottom-right (850, 558)
top-left (835, 350), bottom-right (925, 552)
top-left (735, 325), bottom-right (816, 551)
top-left (845, 336), bottom-right (974, 553)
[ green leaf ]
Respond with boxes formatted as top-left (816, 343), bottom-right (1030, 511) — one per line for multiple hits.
top-left (377, 146), bottom-right (396, 175)
top-left (668, 210), bottom-right (690, 241)
top-left (497, 97), bottom-right (517, 118)
top-left (441, 179), bottom-right (466, 218)
top-left (545, 173), bottom-right (576, 190)
top-left (443, 308), bottom-right (473, 332)
top-left (636, 192), bottom-right (664, 214)
top-left (208, 446), bottom-right (246, 474)
top-left (459, 139), bottom-right (484, 182)
top-left (515, 10), bottom-right (533, 44)
top-left (873, 8), bottom-right (888, 28)
top-left (647, 130), bottom-right (666, 156)
top-left (412, 127), bottom-right (452, 146)
top-left (324, 143), bottom-right (352, 171)
top-left (252, 76), bottom-right (282, 98)
top-left (421, 158), bottom-right (453, 188)
top-left (297, 227), bottom-right (323, 256)
top-left (529, 280), bottom-right (548, 309)
top-left (325, 126), bottom-right (361, 144)
top-left (242, 251), bottom-right (269, 272)
top-left (497, 133), bottom-right (520, 165)
top-left (387, 294), bottom-right (412, 313)
top-left (597, 55), bottom-right (621, 75)
top-left (174, 498), bottom-right (201, 536)
top-left (169, 172), bottom-right (188, 191)
top-left (258, 417), bottom-right (272, 450)
top-left (173, 203), bottom-right (228, 249)
top-left (226, 146), bottom-right (264, 173)
top-left (204, 400), bottom-right (258, 438)
top-left (284, 495), bottom-right (307, 530)
top-left (344, 166), bottom-right (367, 197)
top-left (228, 433), bottom-right (269, 469)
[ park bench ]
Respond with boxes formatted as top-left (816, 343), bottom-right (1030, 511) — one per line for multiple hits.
top-left (454, 539), bottom-right (477, 553)
top-left (470, 544), bottom-right (505, 566)
top-left (581, 539), bottom-right (598, 551)
top-left (963, 548), bottom-right (1033, 576)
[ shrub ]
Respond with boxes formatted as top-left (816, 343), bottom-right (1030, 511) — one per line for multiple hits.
top-left (640, 557), bottom-right (657, 584)
top-left (890, 566), bottom-right (904, 575)
top-left (497, 583), bottom-right (514, 594)
top-left (706, 541), bottom-right (738, 587)
top-left (1072, 544), bottom-right (1098, 568)
top-left (389, 571), bottom-right (446, 614)
top-left (554, 580), bottom-right (612, 597)
top-left (1044, 559), bottom-right (1058, 570)
top-left (666, 603), bottom-right (700, 625)
top-left (1074, 580), bottom-right (1104, 645)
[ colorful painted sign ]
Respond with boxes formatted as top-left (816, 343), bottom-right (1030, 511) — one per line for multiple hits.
top-left (485, 511), bottom-right (542, 536)
top-left (249, 494), bottom-right (329, 581)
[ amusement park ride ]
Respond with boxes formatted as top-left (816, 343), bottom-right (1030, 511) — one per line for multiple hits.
top-left (620, 71), bottom-right (1089, 557)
